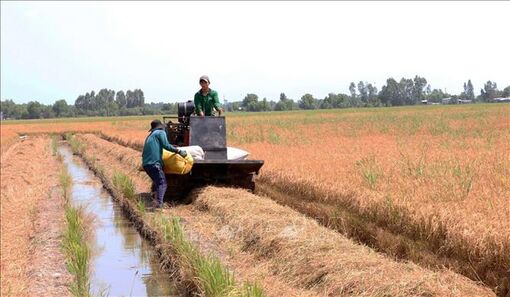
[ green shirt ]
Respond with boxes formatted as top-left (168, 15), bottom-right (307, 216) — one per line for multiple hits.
top-left (194, 89), bottom-right (221, 116)
top-left (142, 129), bottom-right (178, 167)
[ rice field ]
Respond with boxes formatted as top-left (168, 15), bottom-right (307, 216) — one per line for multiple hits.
top-left (1, 103), bottom-right (508, 295)
top-left (231, 104), bottom-right (510, 288)
top-left (69, 132), bottom-right (495, 296)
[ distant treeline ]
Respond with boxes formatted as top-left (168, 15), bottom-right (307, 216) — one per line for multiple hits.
top-left (1, 89), bottom-right (178, 120)
top-left (1, 77), bottom-right (509, 120)
top-left (229, 77), bottom-right (509, 112)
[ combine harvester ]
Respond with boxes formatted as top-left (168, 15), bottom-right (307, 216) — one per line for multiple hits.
top-left (162, 101), bottom-right (264, 201)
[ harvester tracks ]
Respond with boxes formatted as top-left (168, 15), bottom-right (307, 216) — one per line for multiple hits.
top-left (94, 132), bottom-right (508, 296)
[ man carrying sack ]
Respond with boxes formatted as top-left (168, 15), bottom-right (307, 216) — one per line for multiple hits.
top-left (142, 119), bottom-right (187, 208)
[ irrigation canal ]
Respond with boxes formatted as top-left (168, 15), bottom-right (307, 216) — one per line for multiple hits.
top-left (59, 146), bottom-right (177, 296)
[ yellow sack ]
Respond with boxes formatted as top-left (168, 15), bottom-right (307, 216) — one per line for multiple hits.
top-left (162, 149), bottom-right (194, 174)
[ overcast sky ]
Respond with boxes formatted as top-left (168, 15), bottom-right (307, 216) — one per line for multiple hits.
top-left (1, 1), bottom-right (509, 104)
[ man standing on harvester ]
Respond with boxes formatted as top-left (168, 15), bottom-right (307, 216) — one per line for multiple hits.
top-left (194, 75), bottom-right (224, 116)
top-left (142, 119), bottom-right (187, 208)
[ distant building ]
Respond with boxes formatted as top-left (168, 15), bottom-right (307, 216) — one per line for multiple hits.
top-left (422, 100), bottom-right (439, 105)
top-left (441, 97), bottom-right (452, 104)
top-left (457, 99), bottom-right (473, 104)
top-left (0, 111), bottom-right (4, 121)
top-left (493, 97), bottom-right (510, 103)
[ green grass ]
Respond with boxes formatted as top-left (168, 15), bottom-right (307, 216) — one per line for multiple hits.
top-left (63, 206), bottom-right (91, 297)
top-left (59, 164), bottom-right (91, 297)
top-left (64, 133), bottom-right (85, 155)
top-left (112, 171), bottom-right (135, 200)
top-left (356, 156), bottom-right (382, 190)
top-left (136, 198), bottom-right (146, 215)
top-left (452, 163), bottom-right (475, 197)
top-left (60, 165), bottom-right (72, 200)
top-left (399, 149), bottom-right (427, 178)
top-left (157, 216), bottom-right (264, 297)
top-left (268, 131), bottom-right (281, 144)
top-left (51, 135), bottom-right (59, 156)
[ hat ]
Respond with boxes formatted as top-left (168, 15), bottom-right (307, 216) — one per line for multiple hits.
top-left (149, 119), bottom-right (165, 132)
top-left (199, 75), bottom-right (210, 84)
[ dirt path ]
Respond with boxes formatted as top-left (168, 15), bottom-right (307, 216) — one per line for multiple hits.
top-left (0, 136), bottom-right (71, 296)
top-left (27, 185), bottom-right (72, 296)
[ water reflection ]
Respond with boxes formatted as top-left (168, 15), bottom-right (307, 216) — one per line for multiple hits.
top-left (59, 146), bottom-right (177, 296)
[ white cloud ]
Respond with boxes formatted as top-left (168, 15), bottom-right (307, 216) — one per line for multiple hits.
top-left (1, 1), bottom-right (509, 103)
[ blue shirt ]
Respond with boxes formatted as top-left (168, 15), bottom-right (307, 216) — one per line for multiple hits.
top-left (142, 129), bottom-right (178, 167)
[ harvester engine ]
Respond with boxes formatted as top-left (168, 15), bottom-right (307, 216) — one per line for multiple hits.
top-left (165, 101), bottom-right (194, 146)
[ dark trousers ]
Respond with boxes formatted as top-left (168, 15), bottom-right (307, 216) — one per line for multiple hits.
top-left (143, 163), bottom-right (167, 207)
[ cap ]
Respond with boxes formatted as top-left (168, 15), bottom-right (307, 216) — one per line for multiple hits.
top-left (199, 75), bottom-right (210, 84)
top-left (149, 119), bottom-right (165, 132)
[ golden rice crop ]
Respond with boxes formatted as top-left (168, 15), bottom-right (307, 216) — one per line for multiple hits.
top-left (228, 104), bottom-right (510, 291)
top-left (1, 104), bottom-right (508, 292)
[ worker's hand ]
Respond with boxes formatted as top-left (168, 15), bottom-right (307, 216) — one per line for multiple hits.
top-left (178, 150), bottom-right (188, 158)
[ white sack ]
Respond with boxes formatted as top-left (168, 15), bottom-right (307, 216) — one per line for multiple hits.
top-left (227, 147), bottom-right (250, 160)
top-left (179, 145), bottom-right (205, 160)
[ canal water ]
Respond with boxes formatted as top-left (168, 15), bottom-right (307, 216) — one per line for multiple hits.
top-left (59, 146), bottom-right (177, 296)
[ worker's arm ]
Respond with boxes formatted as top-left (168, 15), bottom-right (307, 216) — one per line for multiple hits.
top-left (194, 93), bottom-right (204, 117)
top-left (156, 130), bottom-right (179, 153)
top-left (212, 91), bottom-right (224, 116)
